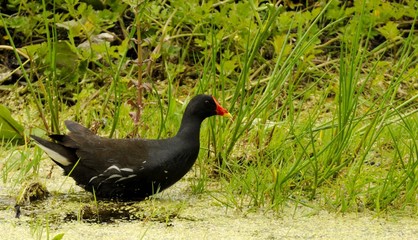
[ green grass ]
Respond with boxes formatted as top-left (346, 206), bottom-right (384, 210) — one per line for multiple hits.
top-left (0, 0), bottom-right (417, 224)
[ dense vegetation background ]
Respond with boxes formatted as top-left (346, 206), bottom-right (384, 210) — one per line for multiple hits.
top-left (1, 0), bottom-right (417, 215)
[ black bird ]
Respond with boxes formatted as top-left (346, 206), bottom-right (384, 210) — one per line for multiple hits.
top-left (31, 94), bottom-right (231, 200)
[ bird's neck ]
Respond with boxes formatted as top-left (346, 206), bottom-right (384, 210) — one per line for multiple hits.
top-left (176, 115), bottom-right (203, 141)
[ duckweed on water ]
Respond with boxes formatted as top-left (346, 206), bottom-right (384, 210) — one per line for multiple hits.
top-left (13, 192), bottom-right (184, 224)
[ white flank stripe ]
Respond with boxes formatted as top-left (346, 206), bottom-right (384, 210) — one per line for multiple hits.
top-left (105, 165), bottom-right (120, 172)
top-left (37, 144), bottom-right (71, 166)
top-left (115, 174), bottom-right (137, 183)
top-left (106, 174), bottom-right (122, 180)
top-left (88, 176), bottom-right (98, 184)
top-left (120, 168), bottom-right (134, 172)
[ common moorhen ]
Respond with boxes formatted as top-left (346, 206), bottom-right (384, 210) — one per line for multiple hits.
top-left (31, 94), bottom-right (231, 200)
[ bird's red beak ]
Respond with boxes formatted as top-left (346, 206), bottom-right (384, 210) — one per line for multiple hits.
top-left (212, 96), bottom-right (232, 119)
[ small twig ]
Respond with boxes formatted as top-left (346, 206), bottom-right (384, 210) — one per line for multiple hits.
top-left (0, 45), bottom-right (30, 59)
top-left (133, 6), bottom-right (144, 135)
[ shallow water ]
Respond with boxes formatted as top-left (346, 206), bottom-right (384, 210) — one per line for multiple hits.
top-left (0, 162), bottom-right (417, 240)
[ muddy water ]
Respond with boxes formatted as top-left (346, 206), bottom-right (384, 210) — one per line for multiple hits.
top-left (0, 162), bottom-right (417, 240)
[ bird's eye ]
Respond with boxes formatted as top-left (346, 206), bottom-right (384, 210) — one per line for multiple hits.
top-left (205, 100), bottom-right (210, 104)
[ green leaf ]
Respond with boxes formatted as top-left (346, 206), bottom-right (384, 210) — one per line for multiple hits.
top-left (273, 34), bottom-right (292, 57)
top-left (377, 21), bottom-right (400, 42)
top-left (52, 233), bottom-right (65, 240)
top-left (0, 105), bottom-right (24, 143)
